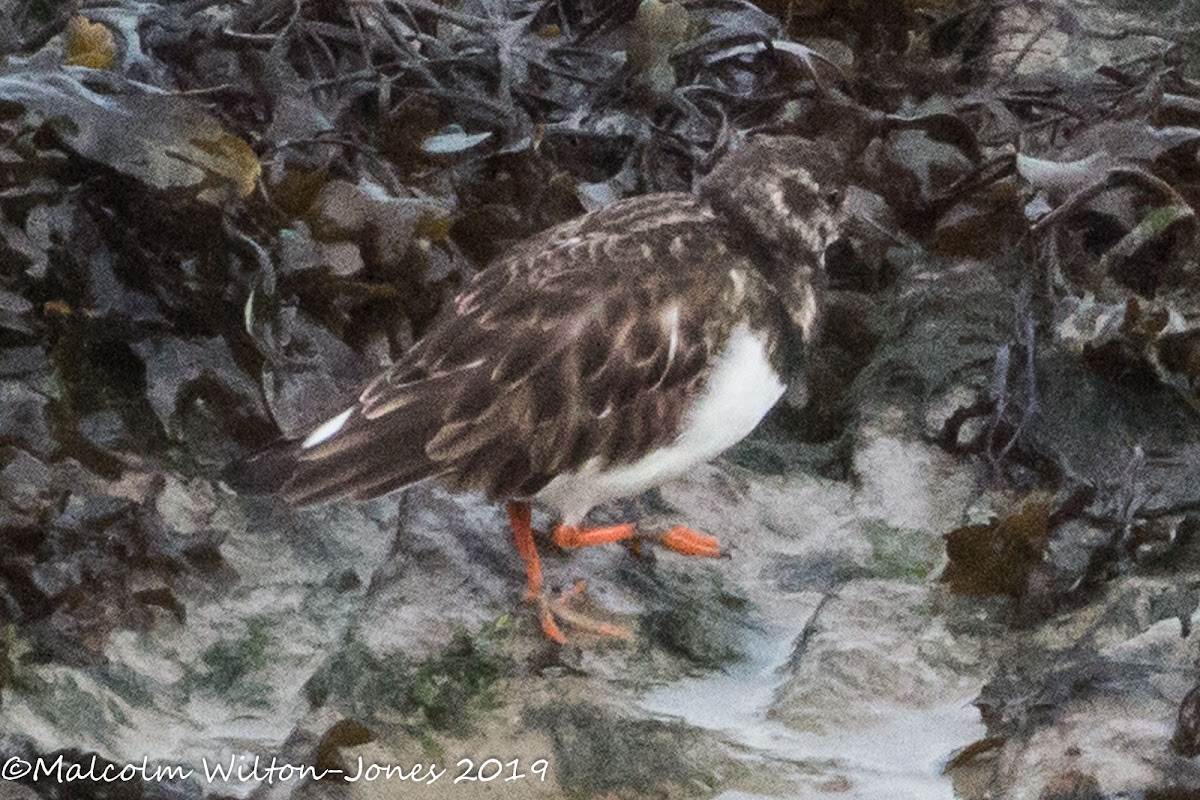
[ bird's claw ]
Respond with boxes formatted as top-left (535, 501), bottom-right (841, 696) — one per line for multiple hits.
top-left (531, 580), bottom-right (632, 644)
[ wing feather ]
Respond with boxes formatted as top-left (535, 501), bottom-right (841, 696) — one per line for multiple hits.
top-left (270, 193), bottom-right (758, 505)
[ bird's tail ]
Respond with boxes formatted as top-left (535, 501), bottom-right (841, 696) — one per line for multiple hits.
top-left (221, 403), bottom-right (445, 506)
top-left (220, 440), bottom-right (302, 497)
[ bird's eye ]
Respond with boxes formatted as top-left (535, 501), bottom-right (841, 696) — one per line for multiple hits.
top-left (824, 188), bottom-right (844, 207)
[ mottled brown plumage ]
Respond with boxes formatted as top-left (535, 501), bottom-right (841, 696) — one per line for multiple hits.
top-left (233, 135), bottom-right (846, 641)
top-left (267, 137), bottom-right (844, 514)
top-left (288, 196), bottom-right (763, 502)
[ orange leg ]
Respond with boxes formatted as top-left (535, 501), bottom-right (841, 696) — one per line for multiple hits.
top-left (506, 502), bottom-right (631, 643)
top-left (507, 501), bottom-right (543, 599)
top-left (553, 522), bottom-right (635, 548)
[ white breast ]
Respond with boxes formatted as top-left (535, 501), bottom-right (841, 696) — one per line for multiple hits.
top-left (535, 323), bottom-right (786, 523)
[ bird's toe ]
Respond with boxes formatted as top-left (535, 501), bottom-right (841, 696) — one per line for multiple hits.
top-left (531, 580), bottom-right (632, 643)
top-left (658, 525), bottom-right (723, 557)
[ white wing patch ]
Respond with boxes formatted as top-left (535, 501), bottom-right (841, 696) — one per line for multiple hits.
top-left (798, 284), bottom-right (819, 342)
top-left (769, 183), bottom-right (788, 214)
top-left (302, 408), bottom-right (354, 449)
top-left (661, 304), bottom-right (681, 368)
top-left (728, 269), bottom-right (747, 301)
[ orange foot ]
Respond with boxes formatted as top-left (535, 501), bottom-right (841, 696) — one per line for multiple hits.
top-left (506, 502), bottom-right (724, 643)
top-left (507, 502), bottom-right (632, 643)
top-left (657, 526), bottom-right (723, 557)
top-left (554, 522), bottom-right (723, 558)
top-left (534, 580), bottom-right (632, 644)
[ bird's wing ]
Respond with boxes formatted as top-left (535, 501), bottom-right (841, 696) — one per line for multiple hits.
top-left (276, 193), bottom-right (761, 505)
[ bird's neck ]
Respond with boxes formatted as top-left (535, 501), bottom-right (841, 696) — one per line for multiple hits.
top-left (701, 195), bottom-right (825, 344)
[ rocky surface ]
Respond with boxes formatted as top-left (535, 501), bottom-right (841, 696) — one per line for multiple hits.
top-left (4, 0), bottom-right (1200, 798)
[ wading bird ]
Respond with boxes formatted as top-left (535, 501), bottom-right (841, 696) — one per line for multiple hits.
top-left (234, 136), bottom-right (846, 642)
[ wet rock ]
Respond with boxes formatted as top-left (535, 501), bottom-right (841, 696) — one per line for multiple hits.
top-left (265, 450), bottom-right (987, 798)
top-left (853, 412), bottom-right (976, 533)
top-left (1031, 351), bottom-right (1200, 517)
top-left (0, 288), bottom-right (38, 338)
top-left (954, 580), bottom-right (1200, 798)
top-left (1173, 679), bottom-right (1200, 758)
top-left (0, 488), bottom-right (396, 798)
top-left (77, 409), bottom-right (132, 453)
top-left (525, 702), bottom-right (711, 798)
top-left (0, 447), bottom-right (56, 526)
top-left (0, 783), bottom-right (40, 800)
top-left (133, 335), bottom-right (267, 435)
top-left (348, 486), bottom-right (521, 662)
top-left (261, 308), bottom-right (367, 439)
top-left (771, 580), bottom-right (985, 730)
top-left (0, 346), bottom-right (49, 378)
top-left (1038, 769), bottom-right (1103, 800)
top-left (0, 383), bottom-right (52, 460)
top-left (636, 567), bottom-right (752, 668)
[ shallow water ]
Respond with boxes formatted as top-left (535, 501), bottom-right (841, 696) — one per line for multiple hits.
top-left (641, 613), bottom-right (985, 799)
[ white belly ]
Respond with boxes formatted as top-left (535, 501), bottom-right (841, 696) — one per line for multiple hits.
top-left (535, 324), bottom-right (785, 523)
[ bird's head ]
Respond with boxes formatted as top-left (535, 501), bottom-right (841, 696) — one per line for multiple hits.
top-left (698, 136), bottom-right (848, 342)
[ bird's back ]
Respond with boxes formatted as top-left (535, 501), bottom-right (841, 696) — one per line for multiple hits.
top-left (237, 190), bottom-right (787, 508)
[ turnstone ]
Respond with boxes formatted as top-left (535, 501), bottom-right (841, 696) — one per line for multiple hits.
top-left (242, 136), bottom-right (846, 642)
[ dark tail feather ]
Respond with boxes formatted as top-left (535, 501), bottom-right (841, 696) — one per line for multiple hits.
top-left (222, 426), bottom-right (441, 506)
top-left (220, 440), bottom-right (302, 496)
top-left (280, 411), bottom-right (444, 506)
top-left (222, 375), bottom-right (453, 506)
